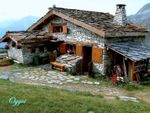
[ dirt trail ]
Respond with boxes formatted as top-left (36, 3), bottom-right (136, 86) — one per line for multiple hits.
top-left (134, 92), bottom-right (150, 103)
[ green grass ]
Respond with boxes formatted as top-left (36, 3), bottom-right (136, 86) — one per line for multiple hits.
top-left (0, 80), bottom-right (150, 113)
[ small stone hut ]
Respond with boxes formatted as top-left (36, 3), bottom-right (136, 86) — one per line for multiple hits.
top-left (0, 4), bottom-right (150, 81)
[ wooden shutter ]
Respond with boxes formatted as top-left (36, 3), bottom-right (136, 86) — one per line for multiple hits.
top-left (92, 46), bottom-right (103, 64)
top-left (62, 25), bottom-right (67, 34)
top-left (59, 43), bottom-right (67, 54)
top-left (76, 44), bottom-right (83, 56)
top-left (49, 25), bottom-right (53, 33)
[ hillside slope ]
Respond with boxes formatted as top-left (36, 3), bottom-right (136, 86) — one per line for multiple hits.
top-left (128, 3), bottom-right (150, 29)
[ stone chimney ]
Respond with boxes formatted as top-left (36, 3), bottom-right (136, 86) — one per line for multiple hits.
top-left (113, 4), bottom-right (127, 26)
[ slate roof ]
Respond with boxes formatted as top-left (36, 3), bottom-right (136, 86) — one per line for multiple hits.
top-left (53, 8), bottom-right (148, 32)
top-left (0, 31), bottom-right (57, 44)
top-left (107, 41), bottom-right (150, 62)
top-left (28, 7), bottom-right (149, 37)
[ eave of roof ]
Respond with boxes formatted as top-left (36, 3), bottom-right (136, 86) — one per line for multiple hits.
top-left (0, 31), bottom-right (58, 44)
top-left (107, 41), bottom-right (150, 62)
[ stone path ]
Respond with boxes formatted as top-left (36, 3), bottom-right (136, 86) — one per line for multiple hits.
top-left (11, 68), bottom-right (81, 85)
top-left (0, 64), bottom-right (99, 86)
top-left (0, 64), bottom-right (140, 102)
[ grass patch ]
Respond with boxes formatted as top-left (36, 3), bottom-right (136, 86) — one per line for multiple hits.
top-left (0, 80), bottom-right (150, 113)
top-left (123, 83), bottom-right (143, 91)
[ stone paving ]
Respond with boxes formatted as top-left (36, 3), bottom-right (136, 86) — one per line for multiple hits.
top-left (9, 67), bottom-right (103, 87)
top-left (1, 64), bottom-right (139, 102)
top-left (0, 64), bottom-right (100, 86)
top-left (11, 68), bottom-right (82, 85)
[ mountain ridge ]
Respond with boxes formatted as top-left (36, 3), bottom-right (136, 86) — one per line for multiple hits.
top-left (128, 3), bottom-right (150, 29)
top-left (0, 16), bottom-right (40, 47)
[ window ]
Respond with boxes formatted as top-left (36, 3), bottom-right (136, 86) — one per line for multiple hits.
top-left (53, 26), bottom-right (63, 32)
top-left (49, 24), bottom-right (68, 33)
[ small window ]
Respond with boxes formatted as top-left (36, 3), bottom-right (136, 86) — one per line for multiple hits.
top-left (49, 24), bottom-right (68, 33)
top-left (53, 26), bottom-right (63, 32)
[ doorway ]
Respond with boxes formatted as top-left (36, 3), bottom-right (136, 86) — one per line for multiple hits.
top-left (82, 46), bottom-right (92, 72)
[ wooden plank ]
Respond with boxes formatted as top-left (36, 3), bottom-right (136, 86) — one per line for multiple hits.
top-left (92, 46), bottom-right (103, 64)
top-left (123, 58), bottom-right (128, 80)
top-left (76, 44), bottom-right (83, 56)
top-left (129, 61), bottom-right (134, 81)
top-left (51, 62), bottom-right (65, 72)
top-left (135, 73), bottom-right (141, 82)
top-left (62, 25), bottom-right (68, 34)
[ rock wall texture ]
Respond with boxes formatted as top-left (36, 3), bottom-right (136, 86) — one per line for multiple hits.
top-left (8, 45), bottom-right (24, 63)
top-left (22, 46), bottom-right (35, 64)
top-left (22, 45), bottom-right (49, 65)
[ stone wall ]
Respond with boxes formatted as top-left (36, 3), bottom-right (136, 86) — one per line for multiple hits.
top-left (41, 17), bottom-right (105, 75)
top-left (8, 45), bottom-right (24, 63)
top-left (22, 45), bottom-right (49, 65)
top-left (22, 46), bottom-right (35, 64)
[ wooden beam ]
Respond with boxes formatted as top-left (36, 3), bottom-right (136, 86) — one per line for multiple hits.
top-left (129, 61), bottom-right (134, 81)
top-left (27, 11), bottom-right (53, 31)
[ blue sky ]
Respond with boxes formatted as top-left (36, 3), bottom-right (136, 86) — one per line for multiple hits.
top-left (0, 0), bottom-right (149, 21)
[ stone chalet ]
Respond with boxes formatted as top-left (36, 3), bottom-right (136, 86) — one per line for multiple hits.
top-left (0, 4), bottom-right (150, 81)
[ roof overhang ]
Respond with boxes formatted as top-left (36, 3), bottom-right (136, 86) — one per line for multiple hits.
top-left (0, 33), bottom-right (10, 43)
top-left (0, 31), bottom-right (58, 44)
top-left (106, 41), bottom-right (150, 62)
top-left (20, 36), bottom-right (58, 44)
top-left (105, 32), bottom-right (149, 37)
top-left (27, 10), bottom-right (106, 37)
